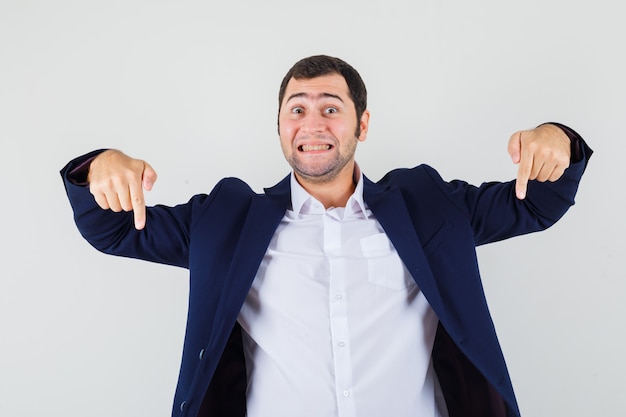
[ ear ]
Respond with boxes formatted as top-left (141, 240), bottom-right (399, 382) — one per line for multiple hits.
top-left (357, 110), bottom-right (370, 142)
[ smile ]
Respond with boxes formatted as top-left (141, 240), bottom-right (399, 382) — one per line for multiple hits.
top-left (299, 144), bottom-right (332, 151)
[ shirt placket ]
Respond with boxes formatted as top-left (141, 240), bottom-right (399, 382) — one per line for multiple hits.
top-left (323, 210), bottom-right (357, 417)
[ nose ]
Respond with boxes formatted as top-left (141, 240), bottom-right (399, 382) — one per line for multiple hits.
top-left (300, 112), bottom-right (326, 134)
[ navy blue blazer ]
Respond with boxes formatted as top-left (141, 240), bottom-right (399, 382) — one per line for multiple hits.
top-left (61, 141), bottom-right (591, 417)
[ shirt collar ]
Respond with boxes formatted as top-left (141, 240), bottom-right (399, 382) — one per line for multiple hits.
top-left (289, 164), bottom-right (369, 218)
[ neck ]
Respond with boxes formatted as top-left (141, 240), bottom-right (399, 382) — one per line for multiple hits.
top-left (295, 162), bottom-right (359, 209)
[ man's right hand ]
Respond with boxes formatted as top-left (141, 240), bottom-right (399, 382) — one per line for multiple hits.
top-left (87, 150), bottom-right (157, 230)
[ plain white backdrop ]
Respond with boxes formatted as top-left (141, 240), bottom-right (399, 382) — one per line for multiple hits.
top-left (0, 1), bottom-right (622, 416)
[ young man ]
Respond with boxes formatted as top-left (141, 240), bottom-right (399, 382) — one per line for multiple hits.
top-left (61, 55), bottom-right (592, 417)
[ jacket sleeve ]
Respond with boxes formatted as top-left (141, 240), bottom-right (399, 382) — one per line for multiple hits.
top-left (425, 133), bottom-right (592, 246)
top-left (60, 150), bottom-right (220, 269)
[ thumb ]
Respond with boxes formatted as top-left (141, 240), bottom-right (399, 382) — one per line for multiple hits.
top-left (142, 162), bottom-right (158, 191)
top-left (508, 131), bottom-right (522, 164)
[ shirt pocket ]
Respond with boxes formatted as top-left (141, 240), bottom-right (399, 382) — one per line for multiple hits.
top-left (360, 233), bottom-right (416, 290)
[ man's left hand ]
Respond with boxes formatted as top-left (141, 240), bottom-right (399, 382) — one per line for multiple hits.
top-left (507, 124), bottom-right (571, 200)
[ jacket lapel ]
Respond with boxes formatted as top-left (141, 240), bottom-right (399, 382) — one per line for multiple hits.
top-left (363, 176), bottom-right (445, 314)
top-left (213, 175), bottom-right (291, 330)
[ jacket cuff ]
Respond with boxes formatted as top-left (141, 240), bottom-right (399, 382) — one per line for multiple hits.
top-left (61, 149), bottom-right (108, 186)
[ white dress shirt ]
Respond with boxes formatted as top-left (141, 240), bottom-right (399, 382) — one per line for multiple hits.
top-left (237, 172), bottom-right (448, 417)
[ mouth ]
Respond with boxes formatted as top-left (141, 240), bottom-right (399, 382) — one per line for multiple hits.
top-left (298, 144), bottom-right (332, 152)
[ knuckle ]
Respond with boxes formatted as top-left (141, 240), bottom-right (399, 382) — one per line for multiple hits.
top-left (526, 141), bottom-right (540, 153)
top-left (538, 147), bottom-right (551, 159)
top-left (121, 169), bottom-right (139, 183)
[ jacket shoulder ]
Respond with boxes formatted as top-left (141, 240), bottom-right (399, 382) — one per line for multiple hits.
top-left (376, 164), bottom-right (452, 196)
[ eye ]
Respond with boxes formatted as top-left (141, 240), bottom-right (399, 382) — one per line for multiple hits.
top-left (291, 106), bottom-right (304, 114)
top-left (324, 106), bottom-right (338, 114)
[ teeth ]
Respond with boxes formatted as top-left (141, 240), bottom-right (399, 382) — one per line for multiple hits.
top-left (301, 144), bottom-right (331, 151)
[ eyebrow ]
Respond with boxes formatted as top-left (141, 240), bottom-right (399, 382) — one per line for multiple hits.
top-left (286, 92), bottom-right (345, 103)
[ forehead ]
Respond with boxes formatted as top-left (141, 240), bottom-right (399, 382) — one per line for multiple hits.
top-left (282, 73), bottom-right (351, 104)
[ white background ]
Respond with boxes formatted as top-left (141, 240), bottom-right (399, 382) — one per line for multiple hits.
top-left (0, 1), bottom-right (623, 416)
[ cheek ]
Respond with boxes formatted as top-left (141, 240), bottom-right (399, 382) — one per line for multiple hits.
top-left (328, 122), bottom-right (351, 139)
top-left (279, 121), bottom-right (297, 141)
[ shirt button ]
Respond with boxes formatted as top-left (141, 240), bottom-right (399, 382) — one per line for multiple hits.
top-left (338, 342), bottom-right (346, 347)
top-left (180, 401), bottom-right (186, 411)
top-left (343, 390), bottom-right (350, 397)
top-left (199, 348), bottom-right (205, 360)
top-left (336, 294), bottom-right (343, 300)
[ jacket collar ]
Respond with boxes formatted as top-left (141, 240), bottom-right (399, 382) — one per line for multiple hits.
top-left (263, 173), bottom-right (291, 204)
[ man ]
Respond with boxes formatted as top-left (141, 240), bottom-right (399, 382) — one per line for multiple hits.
top-left (61, 55), bottom-right (592, 417)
